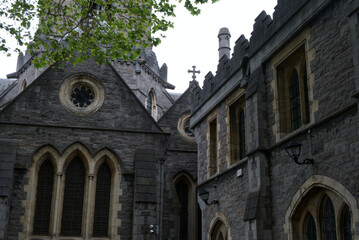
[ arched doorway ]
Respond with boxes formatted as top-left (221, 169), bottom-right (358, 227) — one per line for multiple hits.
top-left (285, 176), bottom-right (358, 240)
top-left (210, 219), bottom-right (228, 240)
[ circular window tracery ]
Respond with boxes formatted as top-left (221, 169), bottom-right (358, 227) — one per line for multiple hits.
top-left (71, 85), bottom-right (94, 108)
top-left (183, 117), bottom-right (194, 137)
top-left (59, 74), bottom-right (105, 116)
top-left (178, 113), bottom-right (195, 142)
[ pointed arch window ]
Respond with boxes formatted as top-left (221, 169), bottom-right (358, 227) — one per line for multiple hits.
top-left (305, 214), bottom-right (317, 240)
top-left (176, 180), bottom-right (189, 240)
top-left (322, 196), bottom-right (337, 240)
top-left (61, 156), bottom-right (85, 236)
top-left (33, 159), bottom-right (54, 235)
top-left (343, 206), bottom-right (352, 240)
top-left (211, 220), bottom-right (228, 240)
top-left (146, 89), bottom-right (156, 118)
top-left (291, 188), bottom-right (353, 240)
top-left (93, 162), bottom-right (112, 237)
top-left (229, 96), bottom-right (246, 164)
top-left (146, 92), bottom-right (152, 113)
top-left (27, 147), bottom-right (122, 239)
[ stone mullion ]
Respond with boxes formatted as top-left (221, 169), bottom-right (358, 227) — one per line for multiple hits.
top-left (84, 174), bottom-right (95, 239)
top-left (52, 172), bottom-right (63, 238)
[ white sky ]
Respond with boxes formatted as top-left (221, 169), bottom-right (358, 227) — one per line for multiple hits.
top-left (0, 0), bottom-right (277, 93)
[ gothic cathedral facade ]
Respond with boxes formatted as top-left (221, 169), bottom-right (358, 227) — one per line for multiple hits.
top-left (1, 0), bottom-right (359, 239)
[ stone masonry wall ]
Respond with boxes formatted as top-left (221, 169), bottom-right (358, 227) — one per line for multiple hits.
top-left (198, 163), bottom-right (249, 240)
top-left (113, 62), bottom-right (174, 120)
top-left (195, 100), bottom-right (230, 184)
top-left (158, 86), bottom-right (198, 239)
top-left (0, 59), bottom-right (169, 239)
top-left (265, 0), bottom-right (355, 146)
top-left (270, 107), bottom-right (359, 239)
top-left (265, 0), bottom-right (359, 238)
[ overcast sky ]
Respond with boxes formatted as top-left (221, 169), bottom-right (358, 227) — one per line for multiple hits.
top-left (0, 0), bottom-right (277, 93)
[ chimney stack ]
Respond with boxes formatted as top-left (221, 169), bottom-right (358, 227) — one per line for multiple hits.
top-left (218, 27), bottom-right (231, 60)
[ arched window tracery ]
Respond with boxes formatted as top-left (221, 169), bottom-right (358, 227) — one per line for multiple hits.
top-left (61, 156), bottom-right (86, 236)
top-left (93, 162), bottom-right (112, 237)
top-left (322, 196), bottom-right (337, 240)
top-left (305, 213), bottom-right (317, 240)
top-left (290, 187), bottom-right (353, 240)
top-left (33, 159), bottom-right (54, 235)
top-left (211, 219), bottom-right (228, 240)
top-left (25, 145), bottom-right (121, 239)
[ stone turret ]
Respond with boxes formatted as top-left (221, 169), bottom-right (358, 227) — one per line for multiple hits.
top-left (218, 27), bottom-right (231, 60)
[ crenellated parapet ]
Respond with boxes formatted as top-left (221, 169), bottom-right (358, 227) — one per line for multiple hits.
top-left (249, 11), bottom-right (273, 52)
top-left (191, 32), bottom-right (251, 111)
top-left (191, 0), bottom-right (324, 113)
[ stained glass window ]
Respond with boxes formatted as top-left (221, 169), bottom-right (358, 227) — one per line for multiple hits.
top-left (61, 157), bottom-right (85, 236)
top-left (306, 214), bottom-right (317, 240)
top-left (147, 92), bottom-right (153, 114)
top-left (183, 117), bottom-right (194, 137)
top-left (33, 159), bottom-right (54, 235)
top-left (71, 85), bottom-right (94, 108)
top-left (323, 197), bottom-right (337, 240)
top-left (290, 70), bottom-right (302, 131)
top-left (93, 162), bottom-right (111, 237)
top-left (343, 208), bottom-right (352, 240)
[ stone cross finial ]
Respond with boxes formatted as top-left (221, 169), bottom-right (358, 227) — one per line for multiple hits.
top-left (188, 65), bottom-right (200, 81)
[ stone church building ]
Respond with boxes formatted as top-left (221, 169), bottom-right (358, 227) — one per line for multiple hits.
top-left (0, 44), bottom-right (199, 239)
top-left (191, 0), bottom-right (359, 239)
top-left (1, 0), bottom-right (359, 239)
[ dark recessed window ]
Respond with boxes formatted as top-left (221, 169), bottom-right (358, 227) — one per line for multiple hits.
top-left (33, 159), bottom-right (54, 235)
top-left (71, 85), bottom-right (94, 108)
top-left (93, 162), bottom-right (112, 237)
top-left (322, 196), bottom-right (337, 240)
top-left (184, 117), bottom-right (194, 137)
top-left (61, 157), bottom-right (85, 236)
top-left (343, 207), bottom-right (352, 240)
top-left (176, 180), bottom-right (189, 240)
top-left (290, 70), bottom-right (302, 131)
top-left (209, 119), bottom-right (218, 175)
top-left (305, 214), bottom-right (317, 240)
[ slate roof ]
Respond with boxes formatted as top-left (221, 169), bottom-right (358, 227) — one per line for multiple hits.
top-left (0, 79), bottom-right (16, 95)
top-left (169, 93), bottom-right (182, 102)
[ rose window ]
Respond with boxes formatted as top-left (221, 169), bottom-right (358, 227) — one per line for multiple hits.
top-left (71, 86), bottom-right (94, 108)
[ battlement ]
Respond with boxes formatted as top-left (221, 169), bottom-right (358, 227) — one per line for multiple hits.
top-left (191, 0), bottom-right (312, 112)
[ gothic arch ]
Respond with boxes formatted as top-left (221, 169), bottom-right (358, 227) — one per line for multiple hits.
top-left (21, 143), bottom-right (123, 239)
top-left (208, 213), bottom-right (231, 240)
top-left (92, 147), bottom-right (122, 176)
top-left (30, 144), bottom-right (60, 172)
top-left (90, 148), bottom-right (122, 238)
top-left (146, 88), bottom-right (157, 119)
top-left (173, 170), bottom-right (197, 240)
top-left (22, 144), bottom-right (60, 237)
top-left (284, 175), bottom-right (359, 240)
top-left (60, 142), bottom-right (92, 173)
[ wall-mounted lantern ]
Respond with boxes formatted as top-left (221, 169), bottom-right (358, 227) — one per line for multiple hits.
top-left (285, 141), bottom-right (314, 165)
top-left (199, 190), bottom-right (218, 205)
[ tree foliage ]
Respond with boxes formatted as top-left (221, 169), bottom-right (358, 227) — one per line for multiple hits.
top-left (0, 0), bottom-right (218, 68)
